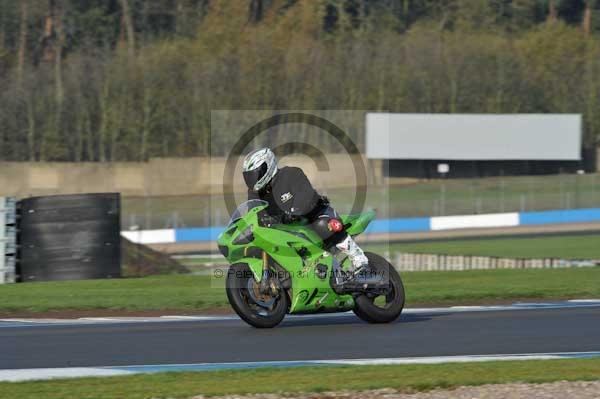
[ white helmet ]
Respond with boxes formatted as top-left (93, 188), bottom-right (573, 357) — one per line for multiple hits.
top-left (242, 148), bottom-right (278, 191)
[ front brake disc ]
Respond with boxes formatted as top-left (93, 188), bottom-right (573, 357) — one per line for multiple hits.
top-left (247, 279), bottom-right (276, 309)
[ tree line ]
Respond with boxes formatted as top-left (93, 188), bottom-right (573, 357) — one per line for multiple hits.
top-left (0, 0), bottom-right (599, 162)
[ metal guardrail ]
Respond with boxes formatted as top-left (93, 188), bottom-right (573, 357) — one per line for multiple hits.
top-left (393, 252), bottom-right (600, 272)
top-left (0, 197), bottom-right (17, 284)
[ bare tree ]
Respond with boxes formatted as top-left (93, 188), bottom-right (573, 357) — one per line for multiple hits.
top-left (119, 0), bottom-right (136, 58)
top-left (548, 0), bottom-right (558, 21)
top-left (583, 0), bottom-right (593, 37)
top-left (53, 0), bottom-right (65, 104)
top-left (39, 0), bottom-right (55, 63)
top-left (17, 0), bottom-right (29, 86)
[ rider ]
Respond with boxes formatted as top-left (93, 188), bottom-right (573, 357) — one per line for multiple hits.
top-left (242, 148), bottom-right (369, 274)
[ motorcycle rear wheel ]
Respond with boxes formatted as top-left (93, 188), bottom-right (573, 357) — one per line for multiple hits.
top-left (353, 252), bottom-right (405, 323)
top-left (226, 263), bottom-right (288, 328)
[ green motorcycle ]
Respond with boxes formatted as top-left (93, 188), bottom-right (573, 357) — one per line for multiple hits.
top-left (217, 199), bottom-right (405, 328)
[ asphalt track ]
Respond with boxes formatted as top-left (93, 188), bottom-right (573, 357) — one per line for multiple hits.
top-left (2, 304), bottom-right (600, 370)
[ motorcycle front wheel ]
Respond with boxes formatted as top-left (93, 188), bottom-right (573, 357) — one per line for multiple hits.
top-left (353, 252), bottom-right (405, 323)
top-left (226, 263), bottom-right (289, 328)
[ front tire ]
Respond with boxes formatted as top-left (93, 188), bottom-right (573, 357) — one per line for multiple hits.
top-left (226, 263), bottom-right (288, 328)
top-left (353, 252), bottom-right (405, 323)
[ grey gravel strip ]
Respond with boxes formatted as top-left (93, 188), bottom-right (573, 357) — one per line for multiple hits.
top-left (190, 381), bottom-right (600, 399)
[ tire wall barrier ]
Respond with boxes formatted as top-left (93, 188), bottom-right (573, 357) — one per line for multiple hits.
top-left (1, 197), bottom-right (17, 284)
top-left (18, 193), bottom-right (121, 282)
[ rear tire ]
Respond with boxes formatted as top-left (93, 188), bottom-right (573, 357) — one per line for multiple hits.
top-left (226, 263), bottom-right (288, 328)
top-left (353, 252), bottom-right (405, 323)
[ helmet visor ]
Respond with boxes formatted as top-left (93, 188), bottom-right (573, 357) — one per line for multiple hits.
top-left (243, 163), bottom-right (268, 190)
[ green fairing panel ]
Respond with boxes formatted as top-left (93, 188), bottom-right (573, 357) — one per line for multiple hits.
top-left (218, 202), bottom-right (360, 314)
top-left (242, 257), bottom-right (264, 282)
top-left (341, 210), bottom-right (375, 236)
top-left (255, 227), bottom-right (354, 314)
top-left (271, 223), bottom-right (322, 244)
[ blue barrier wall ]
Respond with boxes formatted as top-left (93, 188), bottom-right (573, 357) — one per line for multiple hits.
top-left (167, 207), bottom-right (600, 243)
top-left (175, 227), bottom-right (221, 242)
top-left (365, 217), bottom-right (431, 234)
top-left (174, 216), bottom-right (431, 242)
top-left (519, 208), bottom-right (600, 225)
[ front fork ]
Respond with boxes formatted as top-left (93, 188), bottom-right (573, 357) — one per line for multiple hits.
top-left (259, 250), bottom-right (282, 298)
top-left (259, 250), bottom-right (271, 294)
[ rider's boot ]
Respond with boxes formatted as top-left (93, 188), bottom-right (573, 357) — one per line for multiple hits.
top-left (335, 235), bottom-right (368, 272)
top-left (335, 235), bottom-right (384, 286)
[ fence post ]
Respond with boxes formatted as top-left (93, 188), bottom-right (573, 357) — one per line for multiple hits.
top-left (500, 178), bottom-right (505, 213)
top-left (592, 174), bottom-right (597, 206)
top-left (173, 211), bottom-right (180, 228)
top-left (432, 199), bottom-right (439, 217)
top-left (559, 175), bottom-right (564, 209)
top-left (529, 177), bottom-right (535, 211)
top-left (470, 183), bottom-right (476, 214)
top-left (144, 196), bottom-right (151, 230)
top-left (440, 183), bottom-right (446, 216)
top-left (129, 213), bottom-right (137, 230)
top-left (216, 208), bottom-right (222, 226)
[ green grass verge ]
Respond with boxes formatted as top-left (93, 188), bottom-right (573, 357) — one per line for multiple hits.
top-left (1, 267), bottom-right (600, 314)
top-left (0, 275), bottom-right (224, 314)
top-left (176, 257), bottom-right (223, 266)
top-left (365, 234), bottom-right (600, 259)
top-left (177, 234), bottom-right (600, 271)
top-left (176, 256), bottom-right (227, 273)
top-left (3, 359), bottom-right (600, 399)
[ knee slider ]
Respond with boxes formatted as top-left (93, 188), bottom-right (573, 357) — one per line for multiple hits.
top-left (313, 217), bottom-right (332, 239)
top-left (313, 217), bottom-right (344, 241)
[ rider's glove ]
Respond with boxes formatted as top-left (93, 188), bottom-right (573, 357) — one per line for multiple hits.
top-left (281, 213), bottom-right (300, 224)
top-left (259, 213), bottom-right (282, 227)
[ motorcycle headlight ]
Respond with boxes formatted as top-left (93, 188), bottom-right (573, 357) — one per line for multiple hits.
top-left (232, 225), bottom-right (254, 245)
